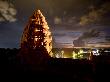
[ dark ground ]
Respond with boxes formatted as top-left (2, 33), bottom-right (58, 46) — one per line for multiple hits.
top-left (0, 48), bottom-right (110, 82)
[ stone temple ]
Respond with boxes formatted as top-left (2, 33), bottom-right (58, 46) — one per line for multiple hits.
top-left (20, 10), bottom-right (53, 57)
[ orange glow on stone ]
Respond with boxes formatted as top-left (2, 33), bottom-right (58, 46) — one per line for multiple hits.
top-left (20, 9), bottom-right (53, 56)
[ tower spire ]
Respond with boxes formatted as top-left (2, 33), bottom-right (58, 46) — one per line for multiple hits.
top-left (20, 9), bottom-right (52, 56)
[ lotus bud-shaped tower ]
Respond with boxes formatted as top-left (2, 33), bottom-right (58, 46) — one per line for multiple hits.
top-left (20, 10), bottom-right (53, 56)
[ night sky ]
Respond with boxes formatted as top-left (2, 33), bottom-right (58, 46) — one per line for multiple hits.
top-left (0, 0), bottom-right (110, 48)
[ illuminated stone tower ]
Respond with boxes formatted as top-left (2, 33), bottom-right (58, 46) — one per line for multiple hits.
top-left (20, 10), bottom-right (52, 56)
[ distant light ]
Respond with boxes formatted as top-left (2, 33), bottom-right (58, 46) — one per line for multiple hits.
top-left (64, 56), bottom-right (68, 58)
top-left (41, 42), bottom-right (43, 45)
top-left (35, 28), bottom-right (40, 32)
top-left (104, 50), bottom-right (110, 53)
top-left (78, 49), bottom-right (83, 54)
top-left (72, 51), bottom-right (77, 59)
top-left (56, 54), bottom-right (60, 58)
top-left (92, 49), bottom-right (100, 56)
top-left (35, 38), bottom-right (38, 41)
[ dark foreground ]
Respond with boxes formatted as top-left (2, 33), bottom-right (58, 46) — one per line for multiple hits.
top-left (0, 48), bottom-right (110, 82)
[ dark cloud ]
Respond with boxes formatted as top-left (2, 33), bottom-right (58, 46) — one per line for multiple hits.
top-left (79, 29), bottom-right (100, 40)
top-left (73, 39), bottom-right (85, 47)
top-left (0, 0), bottom-right (110, 48)
top-left (105, 36), bottom-right (110, 41)
top-left (79, 1), bottom-right (110, 26)
top-left (0, 0), bottom-right (17, 22)
top-left (105, 30), bottom-right (110, 42)
top-left (73, 29), bottom-right (100, 47)
top-left (54, 16), bottom-right (62, 25)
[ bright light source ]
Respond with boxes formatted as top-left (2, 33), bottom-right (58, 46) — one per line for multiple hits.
top-left (35, 28), bottom-right (40, 32)
top-left (72, 51), bottom-right (77, 59)
top-left (56, 54), bottom-right (60, 58)
top-left (35, 38), bottom-right (38, 41)
top-left (92, 49), bottom-right (100, 56)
